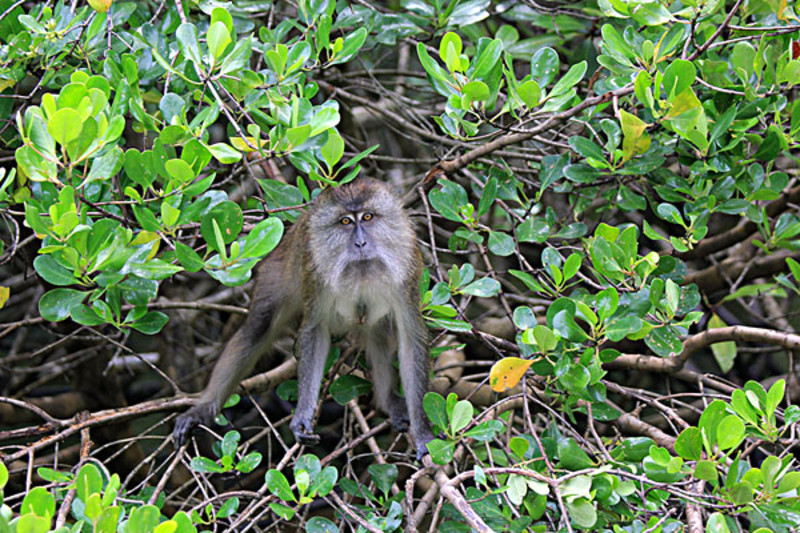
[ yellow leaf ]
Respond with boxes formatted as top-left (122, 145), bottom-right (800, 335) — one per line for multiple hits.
top-left (229, 136), bottom-right (268, 153)
top-left (489, 357), bottom-right (534, 393)
top-left (620, 109), bottom-right (651, 163)
top-left (87, 0), bottom-right (113, 13)
top-left (130, 230), bottom-right (159, 246)
top-left (0, 286), bottom-right (9, 309)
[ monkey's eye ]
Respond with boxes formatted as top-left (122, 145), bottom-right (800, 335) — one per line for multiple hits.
top-left (362, 212), bottom-right (373, 221)
top-left (340, 217), bottom-right (352, 225)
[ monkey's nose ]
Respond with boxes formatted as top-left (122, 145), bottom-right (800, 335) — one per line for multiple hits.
top-left (354, 239), bottom-right (367, 248)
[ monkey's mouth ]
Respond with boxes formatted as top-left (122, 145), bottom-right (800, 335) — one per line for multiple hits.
top-left (343, 257), bottom-right (385, 276)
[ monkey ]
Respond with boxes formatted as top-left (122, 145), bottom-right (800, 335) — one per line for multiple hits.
top-left (173, 177), bottom-right (434, 459)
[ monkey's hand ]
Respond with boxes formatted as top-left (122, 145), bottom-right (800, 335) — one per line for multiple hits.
top-left (290, 415), bottom-right (320, 445)
top-left (173, 403), bottom-right (216, 446)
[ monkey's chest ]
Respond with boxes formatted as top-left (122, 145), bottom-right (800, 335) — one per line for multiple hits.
top-left (328, 289), bottom-right (392, 332)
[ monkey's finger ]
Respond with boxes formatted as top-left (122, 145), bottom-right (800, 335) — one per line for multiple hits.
top-left (173, 414), bottom-right (199, 446)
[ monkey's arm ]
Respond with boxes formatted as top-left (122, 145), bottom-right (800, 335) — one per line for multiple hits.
top-left (172, 254), bottom-right (304, 445)
top-left (289, 319), bottom-right (330, 444)
top-left (173, 301), bottom-right (280, 445)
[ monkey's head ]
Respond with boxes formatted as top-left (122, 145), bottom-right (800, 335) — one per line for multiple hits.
top-left (307, 178), bottom-right (417, 288)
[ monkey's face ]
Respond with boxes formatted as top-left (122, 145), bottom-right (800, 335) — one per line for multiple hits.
top-left (335, 211), bottom-right (379, 259)
top-left (308, 179), bottom-right (416, 288)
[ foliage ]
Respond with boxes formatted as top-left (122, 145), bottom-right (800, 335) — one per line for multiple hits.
top-left (1, 0), bottom-right (799, 531)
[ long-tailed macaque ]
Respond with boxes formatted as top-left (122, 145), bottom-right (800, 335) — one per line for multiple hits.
top-left (173, 178), bottom-right (434, 459)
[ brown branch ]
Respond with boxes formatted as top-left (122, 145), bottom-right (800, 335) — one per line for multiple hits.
top-left (687, 0), bottom-right (745, 61)
top-left (433, 466), bottom-right (495, 533)
top-left (436, 84), bottom-right (634, 175)
top-left (679, 183), bottom-right (800, 260)
top-left (686, 250), bottom-right (800, 295)
top-left (680, 326), bottom-right (800, 362)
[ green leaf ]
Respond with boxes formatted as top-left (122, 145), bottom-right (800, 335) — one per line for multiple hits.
top-left (675, 427), bottom-right (702, 461)
top-left (569, 136), bottom-right (605, 162)
top-left (207, 142), bottom-right (242, 163)
top-left (368, 464), bottom-right (398, 497)
top-left (242, 217), bottom-right (284, 259)
top-left (128, 260), bottom-right (183, 280)
top-left (645, 325), bottom-right (683, 357)
top-left (164, 159), bottom-right (195, 184)
top-left (48, 108), bottom-right (82, 145)
top-left (176, 23), bottom-right (203, 67)
top-left (269, 502), bottom-right (295, 520)
top-left (306, 516), bottom-right (339, 533)
top-left (785, 405), bottom-right (800, 425)
top-left (86, 147), bottom-right (123, 183)
top-left (423, 392), bottom-right (448, 431)
top-left (558, 364), bottom-right (590, 392)
top-left (531, 47), bottom-right (559, 87)
top-left (717, 415), bottom-right (745, 451)
top-left (464, 419), bottom-right (503, 441)
top-left (426, 438), bottom-right (456, 465)
top-left (448, 0), bottom-right (490, 26)
top-left (236, 452), bottom-right (263, 474)
top-left (190, 457), bottom-right (226, 473)
top-left (663, 59), bottom-right (696, 99)
top-left (287, 124), bottom-right (311, 146)
top-left (708, 314), bottom-right (737, 373)
top-left (517, 79), bottom-right (541, 108)
top-left (265, 470), bottom-right (296, 502)
top-left (429, 179), bottom-right (468, 222)
top-left (34, 255), bottom-right (81, 286)
top-left (207, 21), bottom-right (232, 60)
top-left (329, 27), bottom-right (367, 66)
top-left (39, 288), bottom-right (86, 322)
top-left (130, 311), bottom-right (169, 335)
top-left (0, 461), bottom-right (8, 490)
top-left (550, 61), bottom-right (586, 97)
top-left (694, 460), bottom-right (718, 483)
top-left (450, 400), bottom-right (473, 434)
top-left (417, 43), bottom-right (454, 97)
top-left (470, 38), bottom-right (502, 80)
top-left (308, 106), bottom-right (341, 137)
top-left (76, 463), bottom-right (103, 503)
top-left (461, 80), bottom-right (489, 104)
top-left (566, 497), bottom-right (597, 528)
top-left (488, 231), bottom-right (515, 256)
top-left (201, 201), bottom-right (243, 251)
top-left (329, 375), bottom-right (371, 405)
top-left (21, 486), bottom-right (55, 520)
top-left (321, 131), bottom-right (344, 171)
top-left (439, 32), bottom-right (463, 70)
top-left (518, 217), bottom-right (549, 243)
top-left (558, 438), bottom-right (594, 470)
top-left (461, 277), bottom-right (500, 297)
top-left (596, 287), bottom-right (618, 320)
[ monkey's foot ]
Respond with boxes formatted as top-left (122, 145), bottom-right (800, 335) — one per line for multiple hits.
top-left (290, 417), bottom-right (320, 445)
top-left (173, 403), bottom-right (216, 446)
top-left (414, 428), bottom-right (435, 461)
top-left (416, 445), bottom-right (430, 462)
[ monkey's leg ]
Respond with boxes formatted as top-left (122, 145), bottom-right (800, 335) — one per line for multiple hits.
top-left (173, 300), bottom-right (284, 446)
top-left (397, 311), bottom-right (435, 460)
top-left (290, 322), bottom-right (330, 445)
top-left (365, 325), bottom-right (408, 431)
